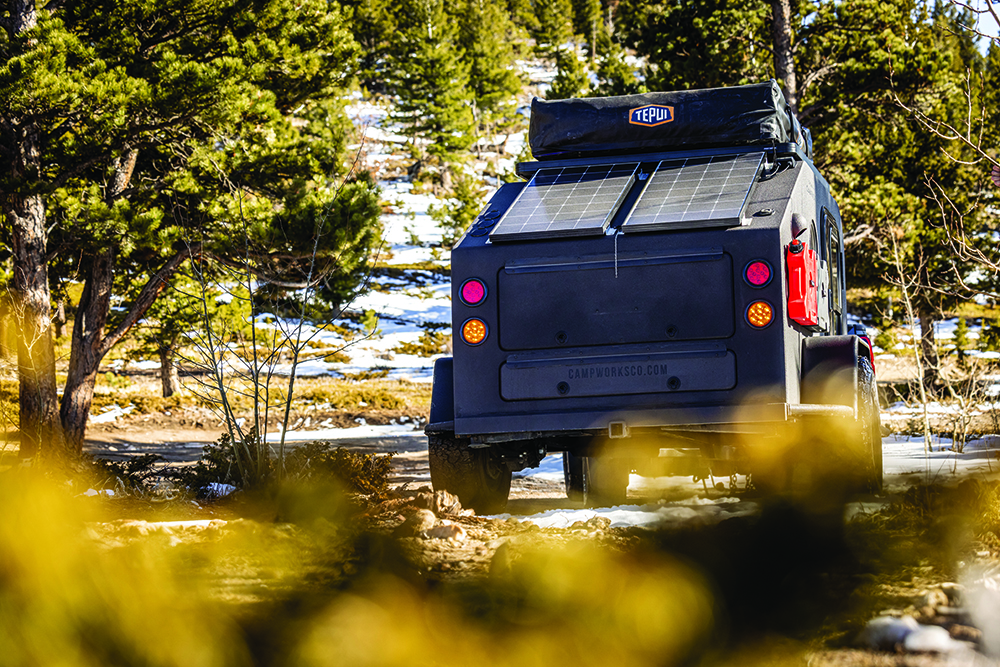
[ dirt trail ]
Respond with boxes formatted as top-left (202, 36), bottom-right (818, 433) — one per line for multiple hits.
top-left (82, 413), bottom-right (575, 514)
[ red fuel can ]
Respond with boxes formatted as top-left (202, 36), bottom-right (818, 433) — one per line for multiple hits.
top-left (786, 239), bottom-right (818, 326)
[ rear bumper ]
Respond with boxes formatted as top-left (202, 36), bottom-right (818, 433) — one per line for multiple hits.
top-left (433, 402), bottom-right (855, 439)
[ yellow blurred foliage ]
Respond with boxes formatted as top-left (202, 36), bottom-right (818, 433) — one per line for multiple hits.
top-left (0, 476), bottom-right (249, 667)
top-left (295, 544), bottom-right (713, 667)
top-left (0, 474), bottom-right (720, 667)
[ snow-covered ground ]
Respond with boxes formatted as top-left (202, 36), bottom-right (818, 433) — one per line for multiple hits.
top-left (883, 433), bottom-right (1000, 482)
top-left (494, 494), bottom-right (758, 530)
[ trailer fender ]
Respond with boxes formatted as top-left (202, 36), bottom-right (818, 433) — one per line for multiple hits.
top-left (426, 357), bottom-right (455, 433)
top-left (801, 336), bottom-right (861, 409)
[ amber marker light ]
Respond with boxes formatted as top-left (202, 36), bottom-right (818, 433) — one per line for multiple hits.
top-left (744, 260), bottom-right (772, 287)
top-left (462, 318), bottom-right (488, 345)
top-left (460, 278), bottom-right (487, 306)
top-left (746, 301), bottom-right (774, 328)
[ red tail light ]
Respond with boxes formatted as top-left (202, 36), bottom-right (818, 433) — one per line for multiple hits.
top-left (460, 278), bottom-right (487, 306)
top-left (744, 260), bottom-right (772, 287)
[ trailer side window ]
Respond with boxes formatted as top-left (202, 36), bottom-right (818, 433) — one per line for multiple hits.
top-left (825, 212), bottom-right (843, 334)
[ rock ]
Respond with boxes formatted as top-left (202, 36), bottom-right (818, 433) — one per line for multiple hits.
top-left (394, 509), bottom-right (437, 537)
top-left (935, 606), bottom-right (970, 619)
top-left (585, 516), bottom-right (611, 531)
top-left (949, 624), bottom-right (982, 643)
top-left (856, 616), bottom-right (919, 650)
top-left (413, 492), bottom-right (435, 510)
top-left (430, 490), bottom-right (463, 516)
top-left (903, 624), bottom-right (964, 653)
top-left (941, 582), bottom-right (965, 604)
top-left (426, 521), bottom-right (467, 543)
top-left (922, 589), bottom-right (949, 609)
top-left (490, 541), bottom-right (511, 578)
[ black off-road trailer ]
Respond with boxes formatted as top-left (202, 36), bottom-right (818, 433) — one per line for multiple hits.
top-left (425, 81), bottom-right (881, 512)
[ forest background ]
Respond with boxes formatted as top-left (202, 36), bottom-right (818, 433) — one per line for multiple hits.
top-left (2, 0), bottom-right (1000, 467)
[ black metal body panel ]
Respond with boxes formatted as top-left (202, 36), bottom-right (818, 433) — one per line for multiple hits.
top-left (438, 143), bottom-right (848, 443)
top-left (498, 248), bottom-right (733, 349)
top-left (500, 343), bottom-right (736, 399)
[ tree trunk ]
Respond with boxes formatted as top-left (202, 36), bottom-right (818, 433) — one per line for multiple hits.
top-left (60, 249), bottom-right (115, 453)
top-left (53, 299), bottom-right (66, 339)
top-left (769, 0), bottom-right (798, 115)
top-left (917, 305), bottom-right (940, 388)
top-left (9, 191), bottom-right (62, 458)
top-left (590, 19), bottom-right (597, 68)
top-left (57, 241), bottom-right (201, 451)
top-left (158, 345), bottom-right (180, 398)
top-left (6, 0), bottom-right (62, 458)
top-left (58, 146), bottom-right (141, 452)
top-left (0, 299), bottom-right (13, 359)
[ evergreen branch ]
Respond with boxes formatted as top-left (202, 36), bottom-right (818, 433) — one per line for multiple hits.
top-left (51, 152), bottom-right (112, 190)
top-left (205, 254), bottom-right (324, 289)
top-left (97, 243), bottom-right (203, 358)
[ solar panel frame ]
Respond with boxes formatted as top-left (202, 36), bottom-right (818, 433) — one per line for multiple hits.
top-left (489, 163), bottom-right (639, 242)
top-left (621, 152), bottom-right (765, 233)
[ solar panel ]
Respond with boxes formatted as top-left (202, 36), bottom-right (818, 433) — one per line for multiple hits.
top-left (489, 163), bottom-right (639, 241)
top-left (621, 152), bottom-right (764, 233)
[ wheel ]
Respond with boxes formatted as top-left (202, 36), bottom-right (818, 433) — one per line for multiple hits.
top-left (563, 451), bottom-right (585, 501)
top-left (857, 355), bottom-right (883, 493)
top-left (582, 456), bottom-right (630, 507)
top-left (428, 433), bottom-right (512, 514)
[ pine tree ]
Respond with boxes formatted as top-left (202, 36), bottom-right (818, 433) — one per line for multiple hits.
top-left (429, 171), bottom-right (488, 247)
top-left (459, 0), bottom-right (525, 156)
top-left (572, 0), bottom-right (601, 63)
top-left (954, 317), bottom-right (970, 368)
top-left (617, 0), bottom-right (771, 90)
top-left (548, 48), bottom-right (589, 99)
top-left (533, 0), bottom-right (575, 59)
top-left (389, 0), bottom-right (475, 170)
top-left (343, 0), bottom-right (399, 93)
top-left (593, 25), bottom-right (644, 96)
top-left (505, 0), bottom-right (540, 32)
top-left (1, 0), bottom-right (381, 455)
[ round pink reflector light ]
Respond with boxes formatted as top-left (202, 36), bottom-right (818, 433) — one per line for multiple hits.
top-left (745, 261), bottom-right (771, 287)
top-left (461, 279), bottom-right (487, 306)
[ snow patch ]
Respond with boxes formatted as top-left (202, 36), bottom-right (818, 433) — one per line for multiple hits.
top-left (90, 404), bottom-right (136, 424)
top-left (496, 496), bottom-right (756, 530)
top-left (264, 423), bottom-right (421, 442)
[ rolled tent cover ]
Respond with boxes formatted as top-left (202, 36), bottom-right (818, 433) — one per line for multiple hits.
top-left (528, 80), bottom-right (794, 159)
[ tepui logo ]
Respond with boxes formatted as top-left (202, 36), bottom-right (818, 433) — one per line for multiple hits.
top-left (628, 104), bottom-right (674, 127)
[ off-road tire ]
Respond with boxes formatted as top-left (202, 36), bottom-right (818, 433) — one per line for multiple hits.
top-left (428, 433), bottom-right (512, 514)
top-left (582, 456), bottom-right (629, 507)
top-left (857, 356), bottom-right (883, 493)
top-left (563, 451), bottom-right (585, 501)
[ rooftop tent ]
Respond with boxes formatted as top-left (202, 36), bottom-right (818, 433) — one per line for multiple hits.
top-left (528, 80), bottom-right (796, 160)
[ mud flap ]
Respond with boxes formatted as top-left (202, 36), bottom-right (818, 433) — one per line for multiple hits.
top-left (427, 357), bottom-right (454, 432)
top-left (801, 336), bottom-right (858, 409)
